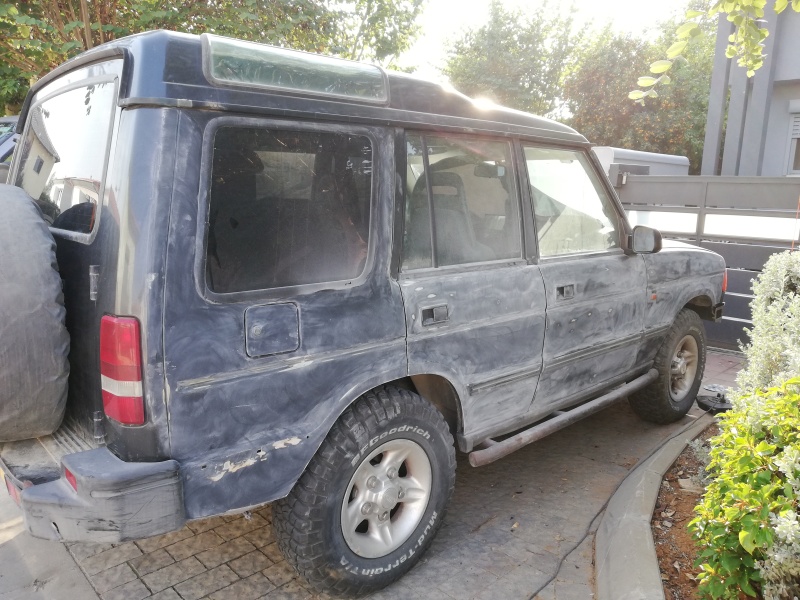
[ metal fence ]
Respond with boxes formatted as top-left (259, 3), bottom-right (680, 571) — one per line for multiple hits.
top-left (617, 175), bottom-right (800, 350)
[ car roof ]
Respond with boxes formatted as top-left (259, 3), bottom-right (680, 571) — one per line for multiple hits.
top-left (23, 30), bottom-right (587, 147)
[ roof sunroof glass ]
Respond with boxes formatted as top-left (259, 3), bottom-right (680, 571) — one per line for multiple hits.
top-left (204, 35), bottom-right (387, 103)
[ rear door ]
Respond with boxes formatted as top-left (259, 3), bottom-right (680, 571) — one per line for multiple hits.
top-left (399, 133), bottom-right (546, 447)
top-left (521, 146), bottom-right (647, 413)
top-left (162, 116), bottom-right (407, 516)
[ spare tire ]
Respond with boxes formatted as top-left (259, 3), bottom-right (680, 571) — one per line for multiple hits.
top-left (0, 184), bottom-right (69, 441)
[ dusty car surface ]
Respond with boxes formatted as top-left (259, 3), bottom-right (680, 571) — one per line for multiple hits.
top-left (0, 31), bottom-right (725, 596)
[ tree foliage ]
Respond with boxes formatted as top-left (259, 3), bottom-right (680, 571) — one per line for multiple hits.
top-left (444, 1), bottom-right (584, 118)
top-left (0, 0), bottom-right (423, 114)
top-left (565, 14), bottom-right (715, 173)
top-left (630, 0), bottom-right (800, 103)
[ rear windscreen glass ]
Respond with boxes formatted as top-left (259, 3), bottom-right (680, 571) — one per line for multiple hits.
top-left (14, 81), bottom-right (116, 232)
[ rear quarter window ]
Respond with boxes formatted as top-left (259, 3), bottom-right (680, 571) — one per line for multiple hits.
top-left (206, 126), bottom-right (373, 293)
top-left (14, 80), bottom-right (117, 233)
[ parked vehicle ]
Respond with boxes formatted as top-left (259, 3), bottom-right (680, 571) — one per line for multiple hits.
top-left (0, 31), bottom-right (725, 596)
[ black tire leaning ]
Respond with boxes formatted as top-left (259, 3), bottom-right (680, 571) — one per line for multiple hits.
top-left (629, 308), bottom-right (706, 424)
top-left (0, 185), bottom-right (69, 441)
top-left (273, 385), bottom-right (456, 597)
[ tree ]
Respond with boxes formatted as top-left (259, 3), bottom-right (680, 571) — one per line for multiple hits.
top-left (565, 14), bottom-right (715, 173)
top-left (331, 0), bottom-right (423, 65)
top-left (444, 1), bottom-right (584, 118)
top-left (630, 0), bottom-right (800, 102)
top-left (0, 0), bottom-right (424, 114)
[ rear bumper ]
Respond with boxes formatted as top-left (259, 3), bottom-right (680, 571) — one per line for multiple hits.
top-left (2, 447), bottom-right (185, 543)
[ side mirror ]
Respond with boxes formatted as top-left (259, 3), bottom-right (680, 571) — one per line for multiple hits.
top-left (631, 225), bottom-right (662, 254)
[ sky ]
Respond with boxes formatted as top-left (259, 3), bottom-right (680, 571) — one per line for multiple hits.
top-left (401, 0), bottom-right (695, 79)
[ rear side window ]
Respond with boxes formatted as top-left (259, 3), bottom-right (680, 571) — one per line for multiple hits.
top-left (14, 82), bottom-right (117, 233)
top-left (206, 127), bottom-right (372, 293)
top-left (403, 134), bottom-right (521, 270)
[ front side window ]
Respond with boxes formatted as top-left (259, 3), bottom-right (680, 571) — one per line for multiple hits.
top-left (524, 146), bottom-right (621, 257)
top-left (206, 127), bottom-right (372, 293)
top-left (403, 134), bottom-right (521, 269)
top-left (14, 82), bottom-right (117, 233)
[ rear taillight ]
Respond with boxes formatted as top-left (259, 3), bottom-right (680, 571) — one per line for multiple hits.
top-left (64, 467), bottom-right (78, 492)
top-left (4, 475), bottom-right (20, 505)
top-left (100, 315), bottom-right (145, 425)
top-left (722, 269), bottom-right (728, 294)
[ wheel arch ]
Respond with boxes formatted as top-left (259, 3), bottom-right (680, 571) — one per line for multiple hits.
top-left (362, 374), bottom-right (463, 448)
top-left (684, 293), bottom-right (717, 321)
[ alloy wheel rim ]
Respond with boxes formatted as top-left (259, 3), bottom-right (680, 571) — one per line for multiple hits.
top-left (341, 438), bottom-right (432, 558)
top-left (670, 334), bottom-right (699, 402)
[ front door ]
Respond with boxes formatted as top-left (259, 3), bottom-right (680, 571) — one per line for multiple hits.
top-left (399, 133), bottom-right (546, 447)
top-left (521, 145), bottom-right (647, 414)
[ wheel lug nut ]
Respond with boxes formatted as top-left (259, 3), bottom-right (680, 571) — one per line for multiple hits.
top-left (387, 467), bottom-right (398, 480)
top-left (366, 476), bottom-right (378, 489)
top-left (361, 502), bottom-right (373, 515)
top-left (379, 511), bottom-right (389, 521)
top-left (397, 489), bottom-right (405, 499)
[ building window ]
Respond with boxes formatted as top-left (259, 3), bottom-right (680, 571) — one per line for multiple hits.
top-left (790, 115), bottom-right (800, 175)
top-left (33, 156), bottom-right (44, 174)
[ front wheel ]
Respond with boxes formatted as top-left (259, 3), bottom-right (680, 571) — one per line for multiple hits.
top-left (629, 308), bottom-right (706, 423)
top-left (273, 386), bottom-right (456, 597)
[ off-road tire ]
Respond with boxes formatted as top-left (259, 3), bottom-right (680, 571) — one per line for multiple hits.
top-left (629, 308), bottom-right (706, 424)
top-left (0, 185), bottom-right (69, 441)
top-left (272, 385), bottom-right (456, 597)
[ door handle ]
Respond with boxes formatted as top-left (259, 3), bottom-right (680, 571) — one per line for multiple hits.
top-left (556, 284), bottom-right (575, 300)
top-left (421, 304), bottom-right (449, 326)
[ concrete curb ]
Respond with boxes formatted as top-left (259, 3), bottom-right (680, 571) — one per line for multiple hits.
top-left (594, 413), bottom-right (715, 600)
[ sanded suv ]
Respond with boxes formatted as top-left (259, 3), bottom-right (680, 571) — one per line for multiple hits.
top-left (0, 31), bottom-right (725, 596)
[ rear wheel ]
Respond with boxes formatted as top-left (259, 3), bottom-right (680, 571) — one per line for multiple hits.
top-left (273, 386), bottom-right (455, 597)
top-left (629, 308), bottom-right (706, 424)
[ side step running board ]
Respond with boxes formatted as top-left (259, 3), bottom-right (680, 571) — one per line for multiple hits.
top-left (468, 368), bottom-right (659, 467)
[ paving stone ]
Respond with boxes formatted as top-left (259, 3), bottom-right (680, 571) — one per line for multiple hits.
top-left (261, 542), bottom-right (284, 563)
top-left (164, 530), bottom-right (224, 561)
top-left (149, 588), bottom-right (183, 600)
top-left (89, 562), bottom-right (139, 593)
top-left (196, 535), bottom-right (257, 569)
top-left (128, 548), bottom-right (175, 577)
top-left (552, 580), bottom-right (593, 600)
top-left (262, 580), bottom-right (310, 600)
top-left (255, 506), bottom-right (272, 522)
top-left (208, 572), bottom-right (276, 600)
top-left (142, 556), bottom-right (207, 593)
top-left (436, 567), bottom-right (497, 599)
top-left (263, 561), bottom-right (296, 587)
top-left (130, 548), bottom-right (175, 577)
top-left (67, 541), bottom-right (115, 562)
top-left (81, 542), bottom-right (142, 575)
top-left (229, 550), bottom-right (274, 578)
top-left (213, 513), bottom-right (269, 541)
top-left (244, 525), bottom-right (276, 548)
top-left (135, 528), bottom-right (194, 554)
top-left (187, 516), bottom-right (228, 534)
top-left (173, 564), bottom-right (240, 600)
top-left (100, 578), bottom-right (151, 600)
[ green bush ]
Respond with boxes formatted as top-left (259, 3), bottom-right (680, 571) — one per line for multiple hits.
top-left (735, 250), bottom-right (800, 396)
top-left (690, 250), bottom-right (800, 599)
top-left (690, 379), bottom-right (800, 599)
